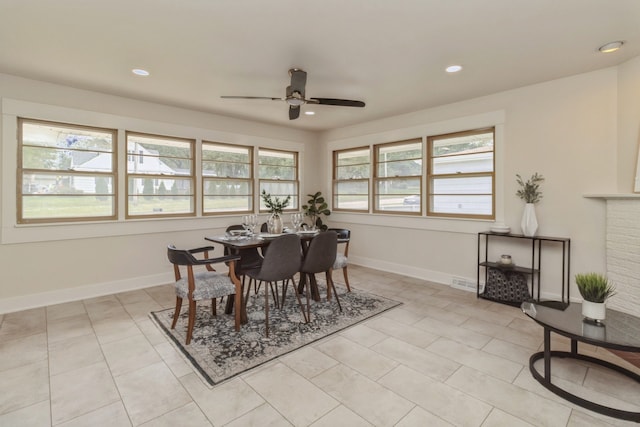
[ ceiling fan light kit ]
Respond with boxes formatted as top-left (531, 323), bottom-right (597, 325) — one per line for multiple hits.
top-left (221, 68), bottom-right (365, 120)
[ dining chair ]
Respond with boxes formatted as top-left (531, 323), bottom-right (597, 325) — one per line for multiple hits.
top-left (245, 234), bottom-right (304, 337)
top-left (328, 228), bottom-right (351, 293)
top-left (167, 245), bottom-right (243, 345)
top-left (299, 231), bottom-right (342, 322)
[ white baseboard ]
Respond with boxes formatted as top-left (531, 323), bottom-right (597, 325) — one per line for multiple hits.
top-left (0, 272), bottom-right (174, 315)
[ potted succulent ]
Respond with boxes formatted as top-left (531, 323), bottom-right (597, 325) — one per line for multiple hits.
top-left (261, 190), bottom-right (290, 234)
top-left (302, 191), bottom-right (331, 231)
top-left (516, 173), bottom-right (544, 237)
top-left (575, 272), bottom-right (616, 322)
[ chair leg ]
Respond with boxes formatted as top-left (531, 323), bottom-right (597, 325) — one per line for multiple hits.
top-left (290, 277), bottom-right (309, 323)
top-left (327, 269), bottom-right (334, 300)
top-left (211, 298), bottom-right (217, 316)
top-left (171, 296), bottom-right (183, 329)
top-left (264, 281), bottom-right (270, 337)
top-left (233, 292), bottom-right (241, 332)
top-left (304, 273), bottom-right (312, 322)
top-left (186, 300), bottom-right (196, 345)
top-left (343, 266), bottom-right (351, 292)
top-left (326, 271), bottom-right (342, 312)
top-left (245, 277), bottom-right (253, 304)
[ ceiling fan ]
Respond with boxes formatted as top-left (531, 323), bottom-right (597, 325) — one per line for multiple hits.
top-left (221, 68), bottom-right (365, 120)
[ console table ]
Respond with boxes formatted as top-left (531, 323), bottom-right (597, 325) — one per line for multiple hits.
top-left (477, 232), bottom-right (570, 306)
top-left (522, 301), bottom-right (640, 422)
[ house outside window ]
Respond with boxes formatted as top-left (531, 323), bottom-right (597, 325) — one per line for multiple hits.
top-left (258, 148), bottom-right (299, 211)
top-left (17, 118), bottom-right (117, 223)
top-left (202, 141), bottom-right (253, 214)
top-left (373, 139), bottom-right (423, 214)
top-left (333, 147), bottom-right (370, 212)
top-left (126, 132), bottom-right (195, 218)
top-left (427, 128), bottom-right (495, 219)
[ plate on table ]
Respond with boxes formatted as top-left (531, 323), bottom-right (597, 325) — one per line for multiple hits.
top-left (297, 230), bottom-right (319, 235)
top-left (229, 229), bottom-right (250, 236)
top-left (258, 233), bottom-right (283, 240)
top-left (490, 226), bottom-right (511, 234)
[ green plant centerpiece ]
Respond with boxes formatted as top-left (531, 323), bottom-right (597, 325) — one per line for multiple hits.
top-left (261, 190), bottom-right (290, 234)
top-left (516, 172), bottom-right (544, 236)
top-left (575, 272), bottom-right (616, 322)
top-left (302, 191), bottom-right (331, 231)
top-left (516, 172), bottom-right (544, 203)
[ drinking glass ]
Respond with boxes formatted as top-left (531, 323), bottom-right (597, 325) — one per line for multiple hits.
top-left (290, 213), bottom-right (301, 232)
top-left (242, 215), bottom-right (251, 234)
top-left (249, 214), bottom-right (259, 234)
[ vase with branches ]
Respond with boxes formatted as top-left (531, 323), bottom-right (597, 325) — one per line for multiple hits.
top-left (516, 173), bottom-right (544, 237)
top-left (261, 190), bottom-right (290, 233)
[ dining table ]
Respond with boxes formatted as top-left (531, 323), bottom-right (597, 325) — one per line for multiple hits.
top-left (205, 230), bottom-right (346, 322)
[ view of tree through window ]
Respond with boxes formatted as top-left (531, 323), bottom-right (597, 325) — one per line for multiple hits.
top-left (428, 128), bottom-right (494, 218)
top-left (126, 132), bottom-right (195, 218)
top-left (202, 142), bottom-right (253, 214)
top-left (258, 148), bottom-right (299, 211)
top-left (374, 139), bottom-right (423, 214)
top-left (18, 118), bottom-right (117, 223)
top-left (333, 147), bottom-right (370, 211)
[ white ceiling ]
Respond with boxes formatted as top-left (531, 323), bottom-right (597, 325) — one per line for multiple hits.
top-left (1, 0), bottom-right (639, 132)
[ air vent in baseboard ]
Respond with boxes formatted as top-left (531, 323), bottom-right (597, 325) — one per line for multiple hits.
top-left (451, 276), bottom-right (479, 293)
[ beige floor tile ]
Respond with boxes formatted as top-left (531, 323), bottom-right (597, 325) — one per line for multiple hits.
top-left (47, 312), bottom-right (94, 344)
top-left (482, 408), bottom-right (535, 426)
top-left (372, 337), bottom-right (460, 382)
top-left (426, 337), bottom-right (524, 382)
top-left (395, 406), bottom-right (454, 427)
top-left (101, 334), bottom-right (162, 377)
top-left (139, 402), bottom-right (211, 427)
top-left (447, 302), bottom-right (517, 327)
top-left (0, 360), bottom-right (49, 415)
top-left (244, 362), bottom-right (339, 426)
top-left (116, 289), bottom-right (158, 305)
top-left (224, 403), bottom-right (293, 427)
top-left (379, 365), bottom-right (492, 426)
top-left (135, 317), bottom-right (168, 345)
top-left (583, 362), bottom-right (640, 407)
top-left (338, 324), bottom-right (387, 348)
top-left (46, 301), bottom-right (87, 322)
top-left (115, 362), bottom-right (191, 426)
top-left (414, 316), bottom-right (492, 349)
top-left (482, 338), bottom-right (539, 367)
top-left (316, 335), bottom-right (397, 380)
top-left (461, 317), bottom-right (542, 350)
top-left (312, 364), bottom-right (414, 426)
top-left (379, 307), bottom-right (425, 325)
top-left (281, 345), bottom-right (339, 379)
top-left (0, 332), bottom-right (47, 373)
top-left (0, 399), bottom-right (50, 427)
top-left (0, 308), bottom-right (46, 342)
top-left (364, 315), bottom-right (439, 348)
top-left (179, 374), bottom-right (264, 425)
top-left (48, 333), bottom-right (104, 376)
top-left (310, 404), bottom-right (374, 427)
top-left (92, 315), bottom-right (144, 345)
top-left (50, 361), bottom-right (120, 425)
top-left (446, 366), bottom-right (571, 426)
top-left (153, 341), bottom-right (193, 378)
top-left (56, 401), bottom-right (132, 427)
top-left (567, 409), bottom-right (635, 427)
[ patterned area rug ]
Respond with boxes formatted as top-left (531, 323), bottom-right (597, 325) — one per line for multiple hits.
top-left (150, 283), bottom-right (401, 386)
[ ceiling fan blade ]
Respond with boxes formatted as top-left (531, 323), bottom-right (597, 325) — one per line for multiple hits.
top-left (289, 105), bottom-right (300, 120)
top-left (220, 96), bottom-right (282, 101)
top-left (309, 98), bottom-right (365, 107)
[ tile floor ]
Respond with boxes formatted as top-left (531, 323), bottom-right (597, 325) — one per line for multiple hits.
top-left (0, 265), bottom-right (639, 426)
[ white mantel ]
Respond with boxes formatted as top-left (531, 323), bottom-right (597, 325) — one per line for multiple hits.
top-left (584, 194), bottom-right (640, 317)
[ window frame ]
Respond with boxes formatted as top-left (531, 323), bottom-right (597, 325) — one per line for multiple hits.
top-left (332, 146), bottom-right (371, 212)
top-left (201, 141), bottom-right (254, 215)
top-left (125, 131), bottom-right (196, 219)
top-left (257, 147), bottom-right (299, 213)
top-left (17, 117), bottom-right (118, 224)
top-left (426, 127), bottom-right (495, 220)
top-left (373, 138), bottom-right (423, 215)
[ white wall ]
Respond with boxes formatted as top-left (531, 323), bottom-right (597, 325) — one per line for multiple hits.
top-left (0, 73), bottom-right (318, 312)
top-left (320, 65), bottom-right (634, 302)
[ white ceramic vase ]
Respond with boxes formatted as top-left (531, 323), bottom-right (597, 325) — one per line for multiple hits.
top-left (267, 213), bottom-right (283, 234)
top-left (521, 203), bottom-right (538, 237)
top-left (582, 300), bottom-right (606, 322)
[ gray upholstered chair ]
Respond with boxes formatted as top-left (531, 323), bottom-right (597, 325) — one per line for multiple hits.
top-left (167, 245), bottom-right (243, 345)
top-left (329, 228), bottom-right (351, 293)
top-left (245, 234), bottom-right (303, 337)
top-left (299, 231), bottom-right (342, 321)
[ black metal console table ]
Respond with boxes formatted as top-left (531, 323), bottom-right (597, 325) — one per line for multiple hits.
top-left (477, 232), bottom-right (570, 306)
top-left (522, 301), bottom-right (640, 422)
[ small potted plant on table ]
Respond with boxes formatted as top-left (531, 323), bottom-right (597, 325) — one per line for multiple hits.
top-left (575, 272), bottom-right (616, 322)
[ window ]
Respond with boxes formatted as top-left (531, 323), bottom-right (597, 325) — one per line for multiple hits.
top-left (18, 118), bottom-right (117, 223)
top-left (258, 148), bottom-right (298, 211)
top-left (126, 132), bottom-right (195, 218)
top-left (333, 147), bottom-right (370, 211)
top-left (202, 141), bottom-right (253, 214)
top-left (427, 128), bottom-right (494, 219)
top-left (373, 139), bottom-right (422, 214)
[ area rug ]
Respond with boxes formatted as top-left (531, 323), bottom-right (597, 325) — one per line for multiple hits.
top-left (150, 283), bottom-right (401, 386)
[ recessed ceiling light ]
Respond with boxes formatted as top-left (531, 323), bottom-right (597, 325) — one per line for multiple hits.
top-left (445, 65), bottom-right (463, 73)
top-left (132, 68), bottom-right (150, 76)
top-left (304, 111), bottom-right (315, 115)
top-left (598, 41), bottom-right (624, 53)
